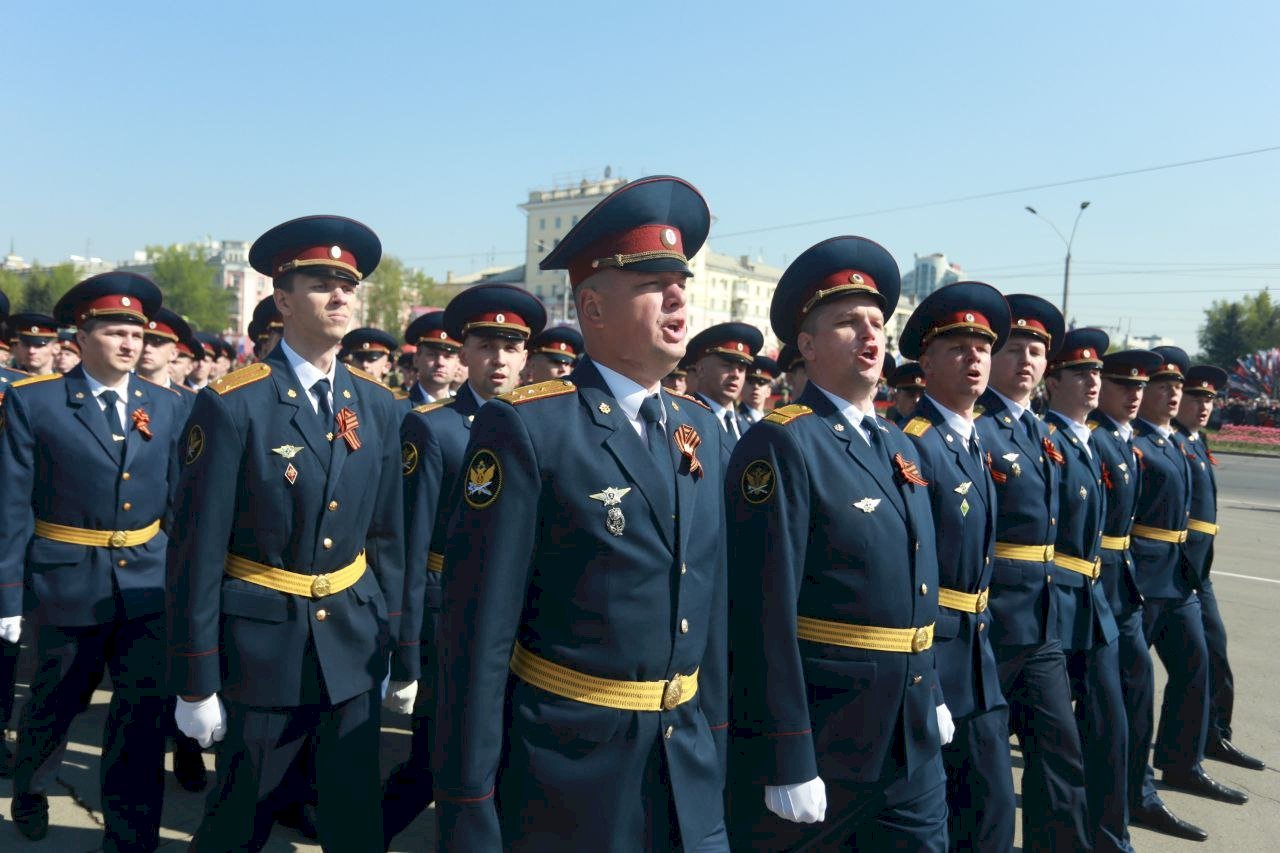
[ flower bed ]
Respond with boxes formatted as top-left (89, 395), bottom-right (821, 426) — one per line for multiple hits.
top-left (1215, 424), bottom-right (1280, 447)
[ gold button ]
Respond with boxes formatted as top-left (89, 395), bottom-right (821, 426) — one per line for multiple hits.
top-left (121, 472), bottom-right (131, 481)
top-left (328, 501), bottom-right (339, 511)
top-left (920, 584), bottom-right (928, 595)
top-left (117, 559), bottom-right (127, 568)
top-left (664, 725), bottom-right (674, 739)
top-left (316, 609), bottom-right (328, 621)
top-left (322, 538), bottom-right (333, 549)
top-left (122, 502), bottom-right (132, 511)
top-left (680, 618), bottom-right (689, 634)
top-left (911, 675), bottom-right (923, 685)
top-left (978, 622), bottom-right (986, 632)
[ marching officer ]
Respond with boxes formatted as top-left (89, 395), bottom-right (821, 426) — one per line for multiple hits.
top-left (341, 327), bottom-right (398, 385)
top-left (434, 176), bottom-right (731, 850)
top-left (166, 215), bottom-right (412, 850)
top-left (0, 292), bottom-right (26, 774)
top-left (1131, 346), bottom-right (1247, 810)
top-left (1175, 365), bottom-right (1266, 772)
top-left (688, 322), bottom-right (761, 447)
top-left (138, 307), bottom-right (201, 420)
top-left (525, 325), bottom-right (583, 383)
top-left (726, 236), bottom-right (948, 849)
top-left (779, 343), bottom-right (806, 402)
top-left (383, 283), bottom-right (546, 847)
top-left (404, 311), bottom-right (462, 405)
top-left (9, 312), bottom-right (59, 375)
top-left (662, 362), bottom-right (688, 395)
top-left (1043, 329), bottom-right (1129, 852)
top-left (898, 281), bottom-right (1015, 851)
top-left (251, 294), bottom-right (285, 361)
top-left (885, 361), bottom-right (926, 425)
top-left (975, 294), bottom-right (1090, 851)
top-left (739, 355), bottom-right (779, 425)
top-left (54, 330), bottom-right (82, 374)
top-left (0, 273), bottom-right (181, 848)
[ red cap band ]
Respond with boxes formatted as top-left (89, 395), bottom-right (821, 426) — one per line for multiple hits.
top-left (272, 244), bottom-right (362, 280)
top-left (461, 311), bottom-right (531, 338)
top-left (1010, 316), bottom-right (1051, 342)
top-left (145, 319), bottom-right (179, 341)
top-left (75, 294), bottom-right (147, 324)
top-left (923, 310), bottom-right (996, 347)
top-left (568, 224), bottom-right (687, 286)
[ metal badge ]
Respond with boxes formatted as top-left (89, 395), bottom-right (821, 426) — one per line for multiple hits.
top-left (590, 486), bottom-right (633, 537)
top-left (960, 499), bottom-right (970, 517)
top-left (272, 444), bottom-right (303, 459)
top-left (954, 481), bottom-right (972, 495)
top-left (1079, 486), bottom-right (1088, 500)
top-left (853, 497), bottom-right (881, 513)
top-left (285, 463), bottom-right (298, 485)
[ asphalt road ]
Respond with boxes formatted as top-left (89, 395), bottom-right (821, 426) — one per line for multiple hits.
top-left (1, 454), bottom-right (1276, 851)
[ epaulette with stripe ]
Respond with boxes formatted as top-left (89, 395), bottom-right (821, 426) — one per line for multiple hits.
top-left (137, 375), bottom-right (181, 397)
top-left (211, 362), bottom-right (271, 395)
top-left (764, 404), bottom-right (813, 425)
top-left (1086, 420), bottom-right (1100, 431)
top-left (669, 390), bottom-right (709, 410)
top-left (903, 417), bottom-right (932, 437)
top-left (499, 379), bottom-right (575, 406)
top-left (972, 404), bottom-right (986, 416)
top-left (346, 365), bottom-right (393, 391)
top-left (12, 372), bottom-right (63, 389)
top-left (393, 388), bottom-right (409, 401)
top-left (413, 400), bottom-right (453, 414)
top-left (1047, 423), bottom-right (1058, 434)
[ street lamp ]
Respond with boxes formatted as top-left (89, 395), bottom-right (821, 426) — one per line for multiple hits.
top-left (1024, 201), bottom-right (1091, 321)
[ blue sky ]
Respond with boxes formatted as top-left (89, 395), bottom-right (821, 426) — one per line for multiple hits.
top-left (6, 1), bottom-right (1279, 349)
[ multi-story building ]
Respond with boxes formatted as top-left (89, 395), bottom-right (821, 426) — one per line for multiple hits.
top-left (901, 252), bottom-right (963, 301)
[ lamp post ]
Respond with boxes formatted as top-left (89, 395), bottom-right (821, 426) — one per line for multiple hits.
top-left (1024, 201), bottom-right (1091, 321)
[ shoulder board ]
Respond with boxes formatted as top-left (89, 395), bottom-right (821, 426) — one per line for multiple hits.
top-left (413, 400), bottom-right (453, 414)
top-left (763, 404), bottom-right (813, 425)
top-left (903, 416), bottom-right (932, 437)
top-left (1086, 420), bottom-right (1099, 431)
top-left (12, 372), bottom-right (63, 389)
top-left (393, 388), bottom-right (409, 401)
top-left (499, 379), bottom-right (576, 406)
top-left (137, 375), bottom-right (181, 397)
top-left (346, 365), bottom-right (391, 391)
top-left (211, 362), bottom-right (271, 395)
top-left (670, 390), bottom-right (710, 410)
top-left (1047, 423), bottom-right (1058, 434)
top-left (971, 404), bottom-right (986, 416)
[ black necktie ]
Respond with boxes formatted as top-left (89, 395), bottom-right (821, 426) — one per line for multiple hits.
top-left (968, 433), bottom-right (983, 467)
top-left (312, 378), bottom-right (333, 426)
top-left (1021, 412), bottom-right (1040, 446)
top-left (862, 415), bottom-right (893, 481)
top-left (100, 390), bottom-right (125, 458)
top-left (640, 395), bottom-right (676, 502)
top-left (723, 409), bottom-right (739, 439)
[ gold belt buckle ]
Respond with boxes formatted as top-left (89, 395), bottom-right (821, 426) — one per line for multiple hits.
top-left (661, 677), bottom-right (683, 710)
top-left (975, 589), bottom-right (989, 613)
top-left (310, 574), bottom-right (332, 598)
top-left (108, 530), bottom-right (128, 549)
top-left (911, 626), bottom-right (930, 653)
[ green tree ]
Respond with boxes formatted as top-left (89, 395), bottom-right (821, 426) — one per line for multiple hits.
top-left (1199, 289), bottom-right (1280, 367)
top-left (0, 269), bottom-right (24, 305)
top-left (13, 263), bottom-right (80, 315)
top-left (363, 255), bottom-right (407, 333)
top-left (148, 244), bottom-right (232, 332)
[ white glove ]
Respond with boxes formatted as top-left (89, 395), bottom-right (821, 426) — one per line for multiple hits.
top-left (383, 679), bottom-right (418, 714)
top-left (764, 776), bottom-right (827, 823)
top-left (176, 694), bottom-right (227, 749)
top-left (936, 703), bottom-right (956, 746)
top-left (0, 616), bottom-right (20, 644)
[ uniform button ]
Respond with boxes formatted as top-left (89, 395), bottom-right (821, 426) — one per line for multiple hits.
top-left (122, 502), bottom-right (132, 511)
top-left (117, 559), bottom-right (127, 568)
top-left (664, 725), bottom-right (674, 739)
top-left (680, 618), bottom-right (689, 634)
top-left (1047, 574), bottom-right (1053, 583)
top-left (919, 584), bottom-right (928, 595)
top-left (911, 675), bottom-right (923, 685)
top-left (1050, 518), bottom-right (1057, 526)
top-left (121, 472), bottom-right (131, 481)
top-left (328, 501), bottom-right (339, 511)
top-left (914, 541), bottom-right (919, 552)
top-left (985, 557), bottom-right (990, 565)
top-left (316, 609), bottom-right (328, 621)
top-left (680, 563), bottom-right (687, 575)
top-left (322, 538), bottom-right (333, 549)
top-left (977, 622), bottom-right (986, 632)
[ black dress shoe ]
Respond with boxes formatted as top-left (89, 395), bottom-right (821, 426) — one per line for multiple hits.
top-left (1206, 738), bottom-right (1267, 771)
top-left (172, 738), bottom-right (209, 792)
top-left (11, 792), bottom-right (50, 841)
top-left (1131, 803), bottom-right (1208, 842)
top-left (275, 801), bottom-right (320, 841)
top-left (1162, 768), bottom-right (1249, 804)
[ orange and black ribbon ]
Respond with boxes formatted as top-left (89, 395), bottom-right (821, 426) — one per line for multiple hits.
top-left (335, 407), bottom-right (361, 451)
top-left (987, 451), bottom-right (1007, 484)
top-left (131, 408), bottom-right (153, 440)
top-left (672, 423), bottom-right (703, 479)
top-left (1100, 461), bottom-right (1114, 491)
top-left (1042, 437), bottom-right (1065, 466)
top-left (893, 452), bottom-right (928, 486)
top-left (1207, 449), bottom-right (1219, 466)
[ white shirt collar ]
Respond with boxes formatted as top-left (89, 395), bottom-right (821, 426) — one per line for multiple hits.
top-left (813, 381), bottom-right (874, 444)
top-left (924, 394), bottom-right (974, 441)
top-left (697, 392), bottom-right (732, 420)
top-left (83, 368), bottom-right (130, 399)
top-left (593, 360), bottom-right (660, 430)
top-left (415, 383), bottom-right (437, 403)
top-left (1136, 417), bottom-right (1172, 439)
top-left (1117, 421), bottom-right (1133, 441)
top-left (1049, 409), bottom-right (1093, 457)
top-left (280, 337), bottom-right (337, 395)
top-left (990, 387), bottom-right (1031, 421)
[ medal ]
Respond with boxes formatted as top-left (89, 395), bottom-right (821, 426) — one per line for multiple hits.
top-left (590, 486), bottom-right (633, 537)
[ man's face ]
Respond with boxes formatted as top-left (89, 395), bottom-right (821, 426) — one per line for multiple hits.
top-left (744, 374), bottom-right (772, 411)
top-left (189, 357), bottom-right (212, 383)
top-left (214, 355), bottom-right (231, 379)
top-left (351, 350), bottom-right (390, 380)
top-left (15, 338), bottom-right (54, 373)
top-left (276, 272), bottom-right (357, 346)
top-left (139, 335), bottom-right (176, 375)
top-left (920, 333), bottom-right (992, 405)
top-left (53, 344), bottom-right (81, 374)
top-left (170, 354), bottom-right (193, 383)
top-left (661, 374), bottom-right (687, 395)
top-left (696, 355), bottom-right (747, 407)
top-left (1139, 378), bottom-right (1182, 423)
top-left (1046, 366), bottom-right (1101, 415)
top-left (787, 365), bottom-right (808, 398)
top-left (798, 295), bottom-right (885, 388)
top-left (461, 334), bottom-right (528, 398)
top-left (990, 335), bottom-right (1048, 400)
top-left (1099, 379), bottom-right (1144, 424)
top-left (1178, 391), bottom-right (1213, 429)
top-left (78, 321), bottom-right (143, 376)
top-left (579, 269), bottom-right (688, 373)
top-left (527, 353), bottom-right (573, 382)
top-left (414, 346), bottom-right (459, 390)
top-left (893, 387), bottom-right (923, 416)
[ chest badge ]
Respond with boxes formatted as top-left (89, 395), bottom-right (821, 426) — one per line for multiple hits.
top-left (272, 444), bottom-right (303, 459)
top-left (853, 497), bottom-right (881, 513)
top-left (284, 463), bottom-right (298, 485)
top-left (590, 486), bottom-right (633, 536)
top-left (954, 481), bottom-right (972, 495)
top-left (1079, 486), bottom-right (1088, 500)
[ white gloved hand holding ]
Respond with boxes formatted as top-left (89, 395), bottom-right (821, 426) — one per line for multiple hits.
top-left (176, 694), bottom-right (227, 748)
top-left (764, 776), bottom-right (827, 823)
top-left (936, 702), bottom-right (956, 746)
top-left (0, 615), bottom-right (20, 644)
top-left (383, 680), bottom-right (419, 714)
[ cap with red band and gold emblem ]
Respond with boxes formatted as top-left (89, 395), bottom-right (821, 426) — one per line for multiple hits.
top-left (52, 272), bottom-right (161, 328)
top-left (530, 326), bottom-right (584, 365)
top-left (539, 175), bottom-right (710, 287)
top-left (898, 280), bottom-right (1011, 360)
top-left (1150, 345), bottom-right (1191, 382)
top-left (687, 322), bottom-right (764, 368)
top-left (341, 327), bottom-right (397, 357)
top-left (249, 214), bottom-right (381, 284)
top-left (443, 283), bottom-right (547, 343)
top-left (7, 312), bottom-right (58, 347)
top-left (1183, 364), bottom-right (1229, 397)
top-left (1100, 349), bottom-right (1162, 386)
top-left (250, 295), bottom-right (283, 342)
top-left (1049, 328), bottom-right (1108, 372)
top-left (1004, 294), bottom-right (1066, 358)
top-left (144, 307), bottom-right (194, 347)
top-left (770, 236), bottom-right (902, 345)
top-left (887, 361), bottom-right (926, 391)
top-left (405, 311), bottom-right (461, 353)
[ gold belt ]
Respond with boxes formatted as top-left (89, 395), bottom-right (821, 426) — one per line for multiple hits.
top-left (1131, 523), bottom-right (1188, 544)
top-left (34, 518), bottom-right (161, 549)
top-left (937, 587), bottom-right (989, 614)
top-left (1187, 519), bottom-right (1220, 536)
top-left (509, 643), bottom-right (697, 712)
top-left (1055, 553), bottom-right (1102, 580)
top-left (994, 542), bottom-right (1055, 562)
top-left (427, 551), bottom-right (444, 572)
top-left (224, 551), bottom-right (366, 598)
top-left (1100, 534), bottom-right (1131, 550)
top-left (796, 615), bottom-right (934, 653)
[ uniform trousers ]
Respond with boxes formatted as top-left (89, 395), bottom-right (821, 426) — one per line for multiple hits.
top-left (0, 635), bottom-right (18, 732)
top-left (1197, 578), bottom-right (1235, 741)
top-left (995, 639), bottom-right (1090, 852)
top-left (1067, 638), bottom-right (1132, 853)
top-left (192, 688), bottom-right (382, 852)
top-left (13, 611), bottom-right (167, 852)
top-left (1114, 606), bottom-right (1160, 811)
top-left (941, 705), bottom-right (1015, 852)
top-left (1142, 594), bottom-right (1209, 779)
top-left (381, 692), bottom-right (434, 846)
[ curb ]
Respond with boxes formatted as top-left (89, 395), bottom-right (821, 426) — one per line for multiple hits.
top-left (1212, 449), bottom-right (1280, 459)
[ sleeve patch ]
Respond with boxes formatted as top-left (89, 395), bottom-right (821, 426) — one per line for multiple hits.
top-left (184, 424), bottom-right (205, 465)
top-left (741, 459), bottom-right (776, 504)
top-left (402, 441), bottom-right (419, 477)
top-left (464, 448), bottom-right (502, 509)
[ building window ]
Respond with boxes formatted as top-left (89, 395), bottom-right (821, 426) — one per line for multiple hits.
top-left (540, 218), bottom-right (546, 230)
top-left (555, 216), bottom-right (561, 229)
top-left (572, 215), bottom-right (579, 225)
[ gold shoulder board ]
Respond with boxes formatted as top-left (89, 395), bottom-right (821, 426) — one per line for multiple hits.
top-left (1047, 423), bottom-right (1058, 434)
top-left (393, 388), bottom-right (409, 401)
top-left (137, 376), bottom-right (180, 397)
top-left (903, 417), bottom-right (932, 437)
top-left (499, 380), bottom-right (576, 406)
top-left (12, 372), bottom-right (63, 389)
top-left (211, 362), bottom-right (271, 395)
top-left (764, 404), bottom-right (814, 425)
top-left (413, 400), bottom-right (453, 414)
top-left (670, 390), bottom-right (710, 410)
top-left (1086, 420), bottom-right (1100, 431)
top-left (346, 365), bottom-right (391, 390)
top-left (972, 403), bottom-right (986, 416)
